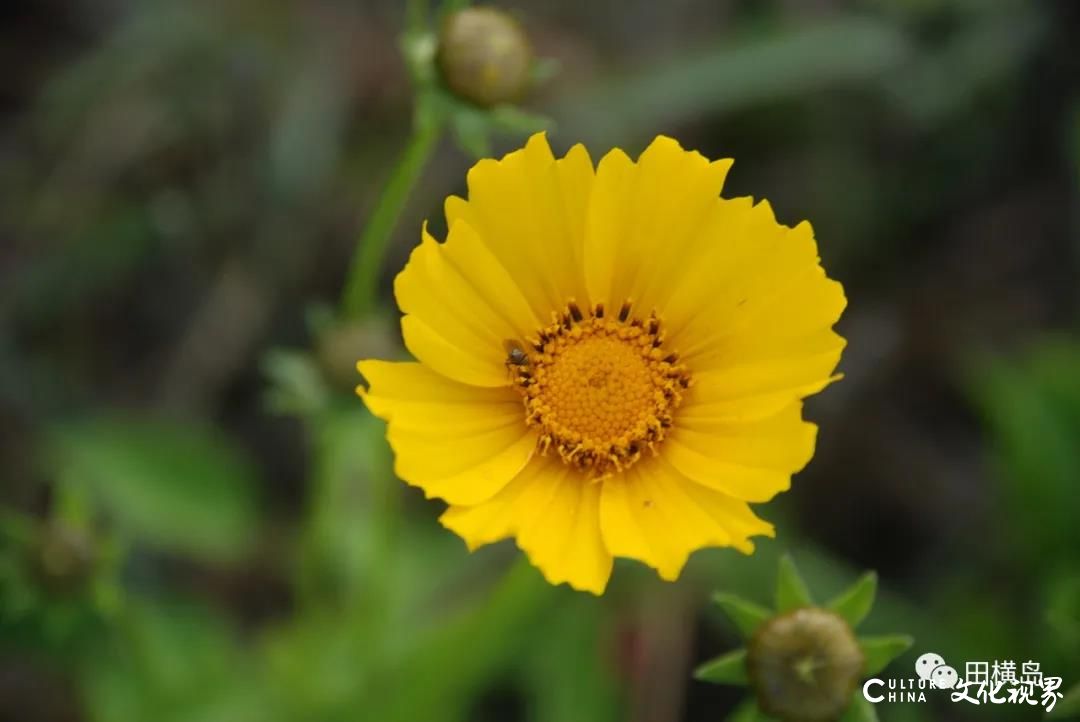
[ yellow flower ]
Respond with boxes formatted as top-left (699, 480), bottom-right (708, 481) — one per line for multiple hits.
top-left (357, 133), bottom-right (846, 594)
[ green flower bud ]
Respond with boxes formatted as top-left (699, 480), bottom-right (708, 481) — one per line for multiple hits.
top-left (436, 7), bottom-right (533, 107)
top-left (747, 607), bottom-right (864, 722)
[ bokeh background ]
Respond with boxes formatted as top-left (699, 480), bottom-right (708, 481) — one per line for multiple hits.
top-left (2, 0), bottom-right (1078, 721)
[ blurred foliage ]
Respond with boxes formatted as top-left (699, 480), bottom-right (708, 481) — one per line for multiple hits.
top-left (1, 0), bottom-right (1078, 721)
top-left (972, 339), bottom-right (1080, 571)
top-left (46, 417), bottom-right (261, 562)
top-left (970, 339), bottom-right (1080, 710)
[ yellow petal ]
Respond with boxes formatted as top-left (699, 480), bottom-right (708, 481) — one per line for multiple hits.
top-left (672, 219), bottom-right (846, 415)
top-left (358, 360), bottom-right (535, 504)
top-left (358, 359), bottom-right (513, 413)
top-left (446, 132), bottom-right (594, 318)
top-left (440, 457), bottom-right (613, 594)
top-left (664, 403), bottom-right (817, 502)
top-left (399, 315), bottom-right (505, 388)
top-left (661, 442), bottom-right (791, 503)
top-left (675, 402), bottom-right (817, 470)
top-left (394, 221), bottom-right (540, 387)
top-left (553, 143), bottom-right (594, 258)
top-left (662, 202), bottom-right (846, 375)
top-left (389, 425), bottom-right (537, 505)
top-left (599, 457), bottom-right (774, 581)
top-left (653, 195), bottom-right (757, 335)
top-left (584, 136), bottom-right (733, 313)
top-left (581, 147), bottom-right (635, 310)
top-left (680, 274), bottom-right (846, 370)
top-left (679, 333), bottom-right (845, 422)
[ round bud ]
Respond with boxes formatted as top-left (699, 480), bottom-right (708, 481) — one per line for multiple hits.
top-left (436, 7), bottom-right (533, 107)
top-left (747, 607), bottom-right (864, 722)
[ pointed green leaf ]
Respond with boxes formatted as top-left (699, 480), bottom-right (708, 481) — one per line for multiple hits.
top-left (694, 648), bottom-right (749, 685)
top-left (450, 110), bottom-right (491, 159)
top-left (859, 635), bottom-right (914, 675)
top-left (713, 592), bottom-right (771, 638)
top-left (1048, 680), bottom-right (1080, 718)
top-left (827, 571), bottom-right (878, 628)
top-left (728, 698), bottom-right (777, 722)
top-left (775, 554), bottom-right (813, 611)
top-left (488, 105), bottom-right (553, 134)
top-left (262, 349), bottom-right (330, 416)
top-left (839, 690), bottom-right (878, 722)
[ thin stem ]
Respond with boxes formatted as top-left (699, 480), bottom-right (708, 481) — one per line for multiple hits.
top-left (406, 0), bottom-right (428, 32)
top-left (340, 121), bottom-right (442, 319)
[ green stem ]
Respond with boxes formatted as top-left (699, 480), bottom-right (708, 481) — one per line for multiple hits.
top-left (406, 0), bottom-right (428, 32)
top-left (341, 121), bottom-right (442, 319)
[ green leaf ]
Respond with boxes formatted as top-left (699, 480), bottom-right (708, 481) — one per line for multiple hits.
top-left (838, 690), bottom-right (879, 722)
top-left (377, 558), bottom-right (556, 722)
top-left (859, 635), bottom-right (914, 676)
top-left (47, 417), bottom-right (259, 561)
top-left (884, 5), bottom-right (1045, 128)
top-left (520, 596), bottom-right (621, 722)
top-left (713, 592), bottom-right (771, 638)
top-left (262, 349), bottom-right (330, 416)
top-left (297, 405), bottom-right (398, 604)
top-left (775, 554), bottom-right (813, 612)
top-left (827, 572), bottom-right (878, 628)
top-left (694, 648), bottom-right (749, 685)
top-left (450, 108), bottom-right (492, 159)
top-left (551, 16), bottom-right (910, 146)
top-left (1045, 570), bottom-right (1080, 651)
top-left (1049, 681), bottom-right (1080, 719)
top-left (970, 341), bottom-right (1080, 569)
top-left (81, 599), bottom-right (270, 722)
top-left (488, 105), bottom-right (553, 135)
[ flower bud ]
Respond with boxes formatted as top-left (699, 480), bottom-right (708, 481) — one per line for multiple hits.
top-left (747, 607), bottom-right (864, 722)
top-left (436, 7), bottom-right (533, 107)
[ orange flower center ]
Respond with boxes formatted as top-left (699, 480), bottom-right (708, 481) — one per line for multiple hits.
top-left (508, 300), bottom-right (691, 478)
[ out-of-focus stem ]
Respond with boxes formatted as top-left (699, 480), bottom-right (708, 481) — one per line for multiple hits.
top-left (340, 121), bottom-right (441, 319)
top-left (406, 0), bottom-right (428, 32)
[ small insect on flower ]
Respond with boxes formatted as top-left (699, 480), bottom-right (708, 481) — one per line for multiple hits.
top-left (357, 133), bottom-right (847, 594)
top-left (503, 338), bottom-right (535, 388)
top-left (501, 338), bottom-right (531, 369)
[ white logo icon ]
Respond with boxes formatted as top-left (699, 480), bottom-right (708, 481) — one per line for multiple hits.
top-left (915, 653), bottom-right (946, 682)
top-left (866, 650), bottom-right (1065, 711)
top-left (931, 665), bottom-right (959, 689)
top-left (914, 652), bottom-right (957, 689)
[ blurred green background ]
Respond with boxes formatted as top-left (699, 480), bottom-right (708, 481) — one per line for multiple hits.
top-left (1, 0), bottom-right (1078, 721)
